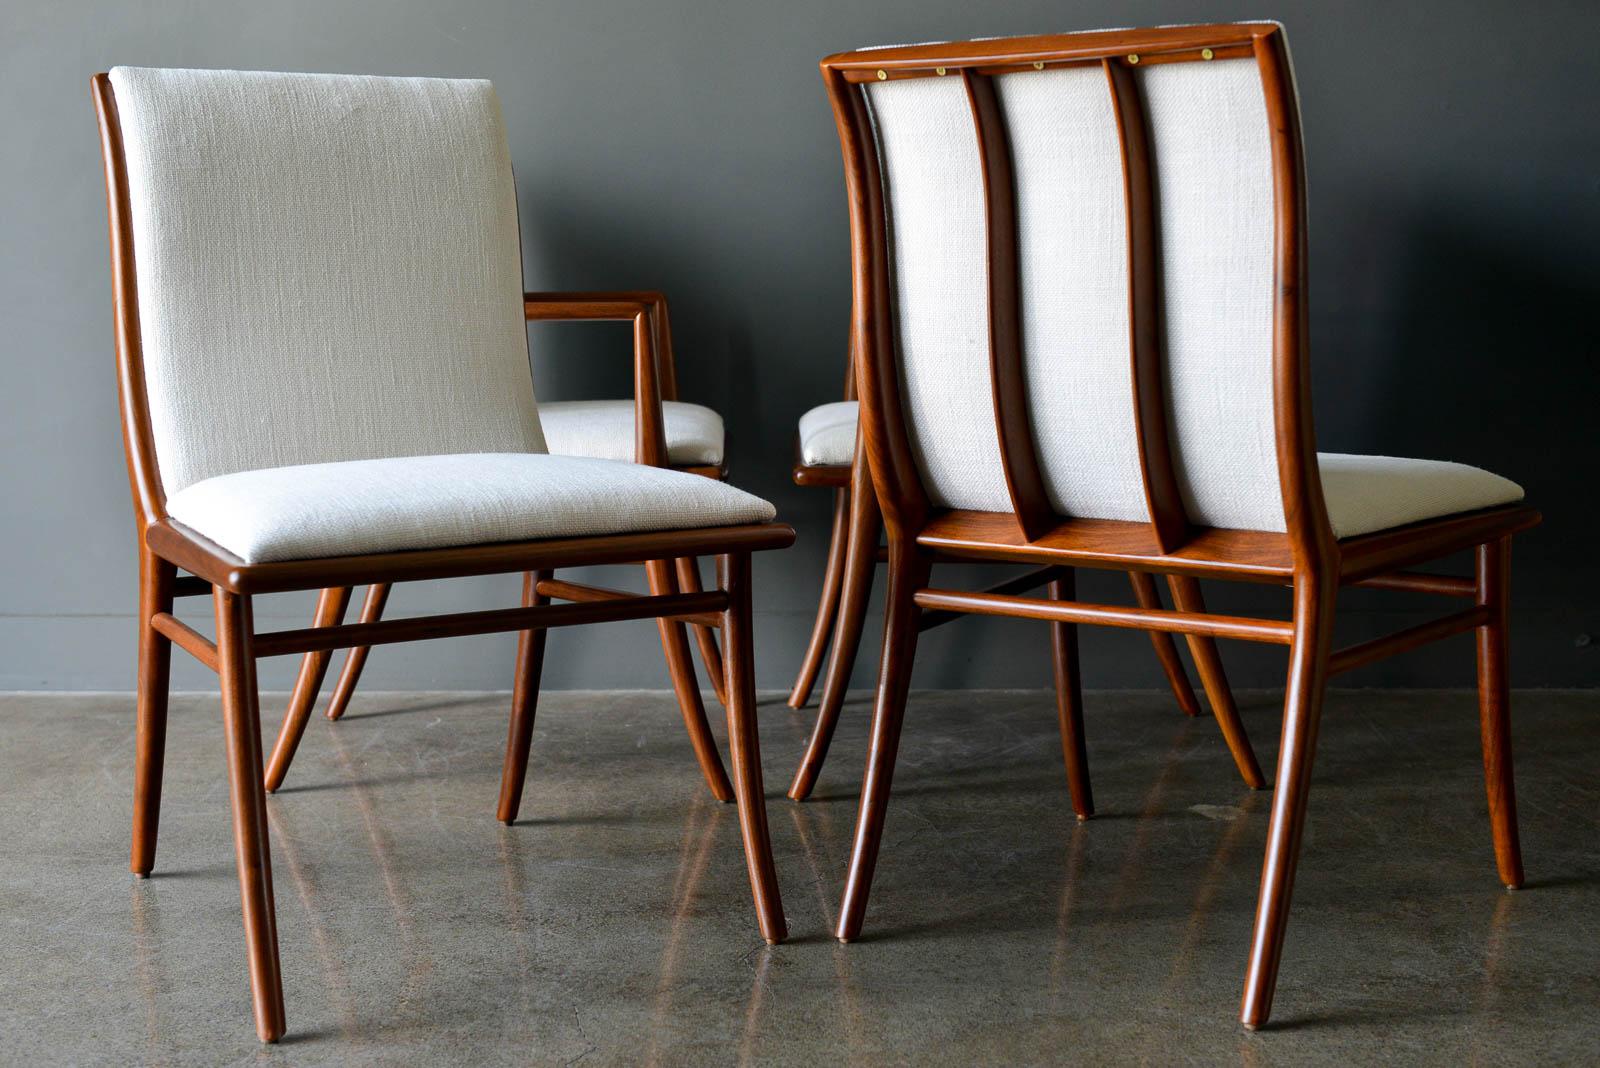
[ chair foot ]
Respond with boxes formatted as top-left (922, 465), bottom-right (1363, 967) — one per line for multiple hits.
top-left (497, 571), bottom-right (550, 825)
top-left (325, 582), bottom-right (391, 720)
top-left (132, 550), bottom-right (175, 877)
top-left (1049, 573), bottom-right (1093, 820)
top-left (263, 586), bottom-right (351, 792)
top-left (1476, 537), bottom-right (1524, 888)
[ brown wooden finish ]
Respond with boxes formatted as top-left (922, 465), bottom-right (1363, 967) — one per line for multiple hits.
top-left (1168, 576), bottom-right (1266, 789)
top-left (535, 575), bottom-right (723, 629)
top-left (674, 556), bottom-right (729, 707)
top-left (646, 559), bottom-right (735, 802)
top-left (1105, 58), bottom-right (1188, 553)
top-left (325, 582), bottom-right (390, 721)
top-left (964, 70), bottom-right (1052, 542)
top-left (264, 586), bottom-right (351, 792)
top-left (1048, 573), bottom-right (1093, 820)
top-left (131, 549), bottom-right (176, 876)
top-left (96, 72), bottom-right (795, 1041)
top-left (720, 551), bottom-right (788, 943)
top-left (1126, 572), bottom-right (1201, 716)
top-left (818, 24), bottom-right (1539, 1029)
top-left (498, 570), bottom-right (550, 825)
top-left (171, 574), bottom-right (212, 598)
top-left (787, 434), bottom-right (881, 801)
top-left (917, 564), bottom-right (1066, 632)
top-left (787, 484), bottom-right (851, 708)
top-left (791, 461), bottom-right (852, 488)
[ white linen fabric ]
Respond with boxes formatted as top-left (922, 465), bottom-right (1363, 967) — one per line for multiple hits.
top-left (1317, 454), bottom-right (1522, 539)
top-left (109, 67), bottom-right (545, 495)
top-left (797, 401), bottom-right (859, 466)
top-left (862, 53), bottom-right (1286, 530)
top-left (165, 453), bottom-right (777, 564)
top-left (538, 400), bottom-right (724, 466)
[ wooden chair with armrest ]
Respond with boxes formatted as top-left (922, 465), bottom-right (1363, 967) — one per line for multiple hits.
top-left (95, 65), bottom-right (789, 1042)
top-left (820, 22), bottom-right (1536, 1027)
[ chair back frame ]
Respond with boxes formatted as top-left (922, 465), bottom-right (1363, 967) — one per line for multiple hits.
top-left (821, 22), bottom-right (1338, 580)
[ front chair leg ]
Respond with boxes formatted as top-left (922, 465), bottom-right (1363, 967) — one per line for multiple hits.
top-left (1476, 537), bottom-right (1524, 888)
top-left (214, 589), bottom-right (286, 1043)
top-left (675, 555), bottom-right (729, 708)
top-left (719, 550), bottom-right (787, 943)
top-left (132, 549), bottom-right (176, 877)
top-left (263, 586), bottom-right (351, 793)
top-left (498, 571), bottom-right (551, 825)
top-left (1167, 576), bottom-right (1267, 790)
top-left (1239, 572), bottom-right (1336, 1030)
top-left (837, 545), bottom-right (931, 942)
top-left (326, 582), bottom-right (391, 721)
top-left (646, 559), bottom-right (734, 801)
top-left (1049, 572), bottom-right (1093, 820)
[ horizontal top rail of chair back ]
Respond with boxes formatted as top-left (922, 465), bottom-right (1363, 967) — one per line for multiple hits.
top-left (97, 67), bottom-right (545, 506)
top-left (821, 23), bottom-right (1330, 559)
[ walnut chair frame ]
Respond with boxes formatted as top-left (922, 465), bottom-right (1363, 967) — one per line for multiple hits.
top-left (267, 291), bottom-right (737, 797)
top-left (820, 24), bottom-right (1538, 1028)
top-left (785, 360), bottom-right (1264, 802)
top-left (95, 73), bottom-right (789, 1044)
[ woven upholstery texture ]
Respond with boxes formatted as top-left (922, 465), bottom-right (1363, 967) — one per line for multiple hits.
top-left (538, 400), bottom-right (724, 466)
top-left (165, 453), bottom-right (777, 563)
top-left (797, 401), bottom-right (859, 466)
top-left (1318, 454), bottom-right (1523, 539)
top-left (110, 67), bottom-right (545, 495)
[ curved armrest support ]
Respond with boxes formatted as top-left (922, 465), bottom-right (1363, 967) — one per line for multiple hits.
top-left (522, 291), bottom-right (677, 467)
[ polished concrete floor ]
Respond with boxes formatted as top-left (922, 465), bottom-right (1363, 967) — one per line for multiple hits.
top-left (1, 687), bottom-right (1596, 1065)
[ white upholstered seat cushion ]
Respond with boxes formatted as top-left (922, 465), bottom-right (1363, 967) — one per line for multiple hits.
top-left (537, 400), bottom-right (724, 466)
top-left (798, 401), bottom-right (859, 466)
top-left (165, 454), bottom-right (776, 564)
top-left (1317, 454), bottom-right (1522, 539)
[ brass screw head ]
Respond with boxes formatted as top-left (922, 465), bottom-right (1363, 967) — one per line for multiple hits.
top-left (1127, 53), bottom-right (1140, 64)
top-left (1201, 47), bottom-right (1215, 60)
top-left (876, 69), bottom-right (887, 81)
top-left (935, 66), bottom-right (947, 76)
top-left (1033, 60), bottom-right (1045, 70)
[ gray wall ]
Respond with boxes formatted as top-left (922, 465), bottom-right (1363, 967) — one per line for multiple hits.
top-left (2, 1), bottom-right (1596, 692)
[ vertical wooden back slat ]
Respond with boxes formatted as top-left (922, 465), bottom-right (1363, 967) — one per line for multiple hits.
top-left (1103, 59), bottom-right (1189, 552)
top-left (963, 70), bottom-right (1054, 542)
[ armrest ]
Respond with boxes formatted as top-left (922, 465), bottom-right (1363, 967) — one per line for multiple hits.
top-left (521, 291), bottom-right (676, 467)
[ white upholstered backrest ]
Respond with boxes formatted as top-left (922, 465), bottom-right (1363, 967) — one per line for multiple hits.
top-left (865, 53), bottom-right (1286, 532)
top-left (109, 67), bottom-right (546, 496)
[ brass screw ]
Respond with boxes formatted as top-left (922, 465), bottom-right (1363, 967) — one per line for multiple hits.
top-left (1201, 47), bottom-right (1215, 60)
top-left (1127, 53), bottom-right (1140, 64)
top-left (935, 66), bottom-right (947, 76)
top-left (876, 69), bottom-right (887, 81)
top-left (1033, 60), bottom-right (1045, 70)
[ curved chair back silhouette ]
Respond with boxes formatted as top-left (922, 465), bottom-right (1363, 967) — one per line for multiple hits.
top-left (820, 22), bottom-right (1537, 1028)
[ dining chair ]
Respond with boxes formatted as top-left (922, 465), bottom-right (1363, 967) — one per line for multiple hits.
top-left (266, 292), bottom-right (737, 796)
top-left (819, 22), bottom-right (1538, 1028)
top-left (94, 66), bottom-right (790, 1042)
top-left (786, 381), bottom-right (1263, 802)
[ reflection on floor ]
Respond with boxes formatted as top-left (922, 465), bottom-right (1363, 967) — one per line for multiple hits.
top-left (1, 689), bottom-right (1596, 1065)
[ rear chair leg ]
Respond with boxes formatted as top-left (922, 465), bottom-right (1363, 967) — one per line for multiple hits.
top-left (1476, 537), bottom-right (1523, 889)
top-left (787, 485), bottom-right (851, 709)
top-left (326, 582), bottom-right (391, 721)
top-left (132, 549), bottom-right (175, 877)
top-left (720, 551), bottom-right (787, 943)
top-left (263, 587), bottom-right (351, 793)
top-left (1049, 573), bottom-right (1093, 820)
top-left (1239, 571), bottom-right (1335, 1030)
top-left (498, 571), bottom-right (551, 825)
top-left (647, 559), bottom-right (735, 801)
top-left (214, 589), bottom-right (286, 1043)
top-left (836, 546), bottom-right (931, 942)
top-left (675, 556), bottom-right (729, 708)
top-left (1167, 576), bottom-right (1267, 790)
top-left (1126, 571), bottom-right (1202, 716)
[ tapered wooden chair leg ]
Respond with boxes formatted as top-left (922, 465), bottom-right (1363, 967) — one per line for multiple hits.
top-left (1239, 573), bottom-right (1336, 1030)
top-left (498, 571), bottom-right (550, 825)
top-left (836, 547), bottom-right (930, 942)
top-left (1049, 573), bottom-right (1093, 820)
top-left (326, 582), bottom-right (391, 721)
top-left (1476, 537), bottom-right (1524, 889)
top-left (789, 461), bottom-right (880, 800)
top-left (1127, 571), bottom-right (1202, 717)
top-left (1167, 576), bottom-right (1267, 790)
top-left (214, 589), bottom-right (286, 1043)
top-left (646, 559), bottom-right (734, 801)
top-left (720, 551), bottom-right (788, 943)
top-left (675, 555), bottom-right (729, 708)
top-left (132, 550), bottom-right (176, 877)
top-left (788, 486), bottom-right (852, 709)
top-left (263, 586), bottom-right (351, 793)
